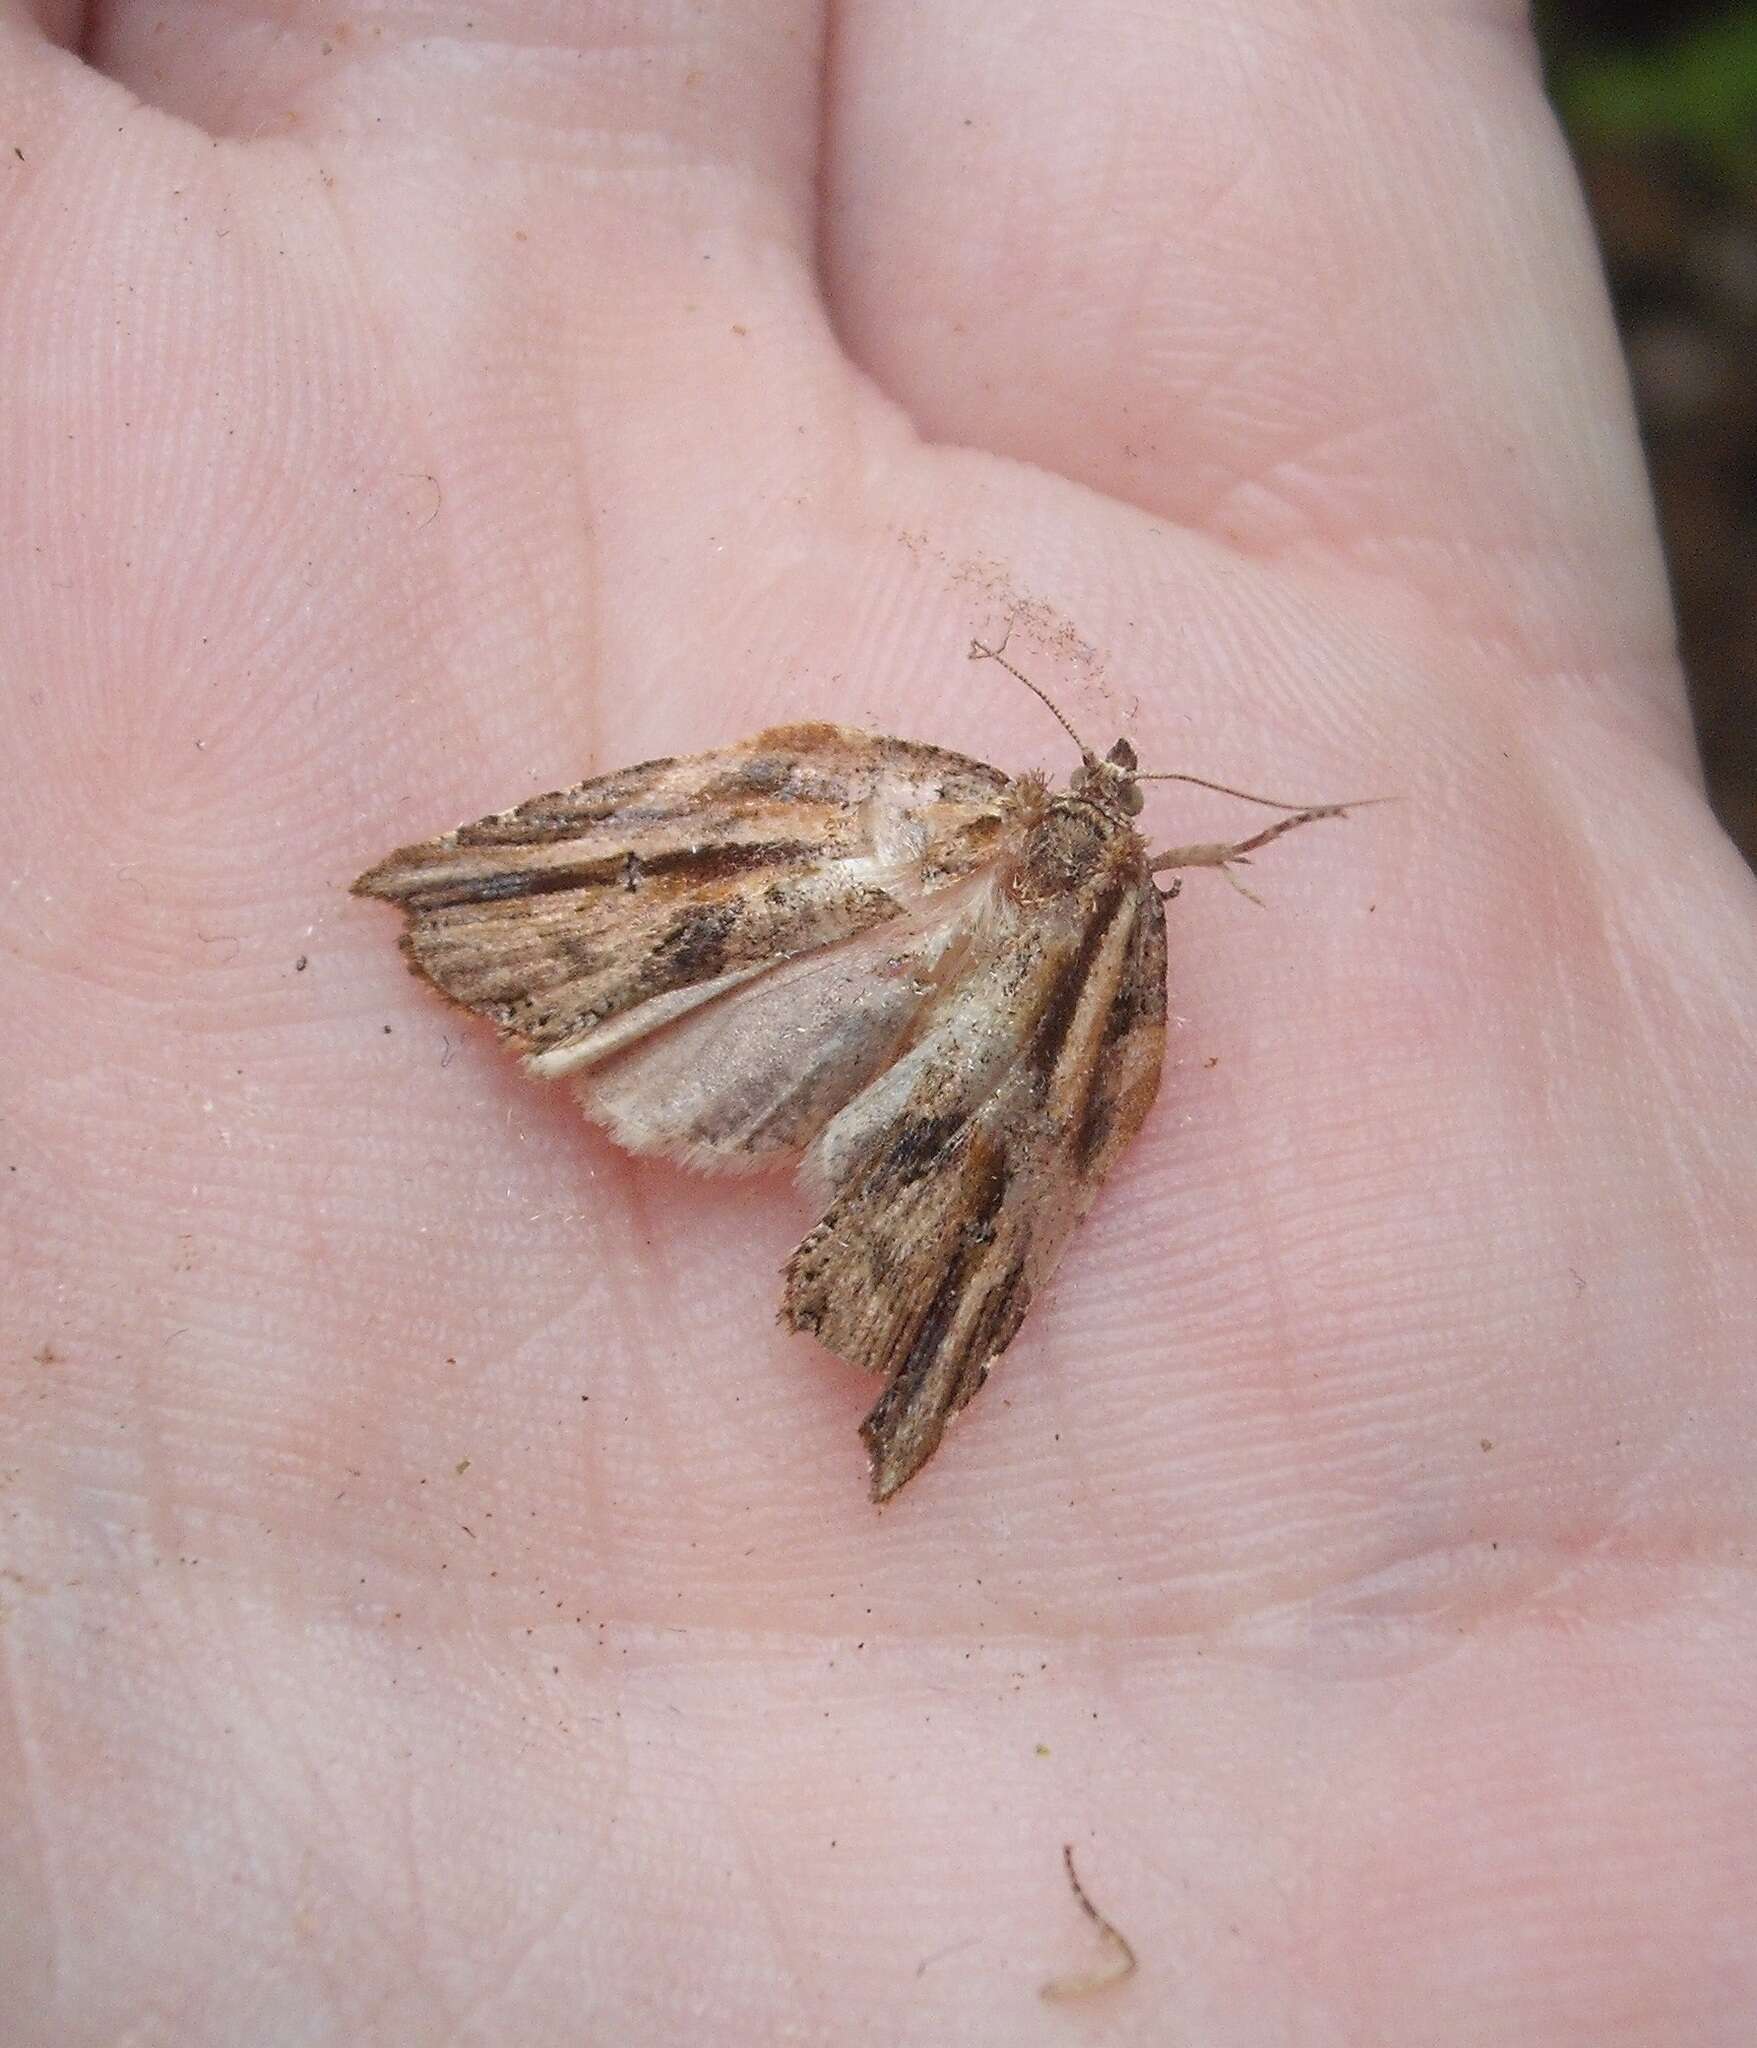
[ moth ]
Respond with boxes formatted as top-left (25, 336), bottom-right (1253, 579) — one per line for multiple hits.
top-left (353, 638), bottom-right (1360, 1501)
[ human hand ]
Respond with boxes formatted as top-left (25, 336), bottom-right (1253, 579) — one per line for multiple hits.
top-left (4, 3), bottom-right (1752, 2041)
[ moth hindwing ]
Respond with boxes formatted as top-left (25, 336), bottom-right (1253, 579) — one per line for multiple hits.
top-left (356, 712), bottom-right (1351, 1500)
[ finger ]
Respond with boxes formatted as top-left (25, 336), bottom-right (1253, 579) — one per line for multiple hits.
top-left (0, 1), bottom-right (97, 141)
top-left (824, 0), bottom-right (1674, 696)
top-left (1, 0), bottom-right (81, 42)
top-left (87, 0), bottom-right (823, 254)
top-left (7, 0), bottom-right (846, 778)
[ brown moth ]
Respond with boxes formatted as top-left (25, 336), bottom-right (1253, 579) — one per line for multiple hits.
top-left (353, 639), bottom-right (1359, 1501)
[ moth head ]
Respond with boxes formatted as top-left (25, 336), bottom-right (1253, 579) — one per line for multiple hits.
top-left (1073, 737), bottom-right (1145, 818)
top-left (966, 633), bottom-right (1149, 819)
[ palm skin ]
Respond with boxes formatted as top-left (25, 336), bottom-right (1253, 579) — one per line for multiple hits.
top-left (3, 3), bottom-right (1753, 2042)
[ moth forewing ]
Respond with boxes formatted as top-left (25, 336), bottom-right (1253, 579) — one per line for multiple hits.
top-left (782, 793), bottom-right (1169, 1501)
top-left (354, 707), bottom-right (1352, 1502)
top-left (350, 723), bottom-right (1011, 1079)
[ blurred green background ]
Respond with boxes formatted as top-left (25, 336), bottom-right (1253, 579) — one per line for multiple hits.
top-left (1538, 0), bottom-right (1757, 863)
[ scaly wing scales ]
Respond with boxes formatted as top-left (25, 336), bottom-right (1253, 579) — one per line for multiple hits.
top-left (784, 858), bottom-right (1167, 1500)
top-left (352, 724), bottom-right (1011, 1079)
top-left (575, 873), bottom-right (997, 1169)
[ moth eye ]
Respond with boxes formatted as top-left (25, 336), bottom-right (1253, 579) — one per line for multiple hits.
top-left (1121, 783), bottom-right (1145, 816)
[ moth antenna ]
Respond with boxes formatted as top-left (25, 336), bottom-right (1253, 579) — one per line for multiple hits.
top-left (968, 622), bottom-right (1092, 762)
top-left (1138, 770), bottom-right (1387, 813)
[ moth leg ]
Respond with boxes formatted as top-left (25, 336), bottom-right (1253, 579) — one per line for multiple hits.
top-left (1151, 804), bottom-right (1354, 906)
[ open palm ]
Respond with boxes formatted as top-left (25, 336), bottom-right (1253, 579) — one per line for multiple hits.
top-left (4, 4), bottom-right (1753, 2042)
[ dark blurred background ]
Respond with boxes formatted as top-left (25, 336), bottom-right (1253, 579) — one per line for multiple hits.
top-left (1538, 1), bottom-right (1757, 864)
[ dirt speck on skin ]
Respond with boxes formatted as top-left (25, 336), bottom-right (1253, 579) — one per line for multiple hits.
top-left (1040, 1845), bottom-right (1138, 2001)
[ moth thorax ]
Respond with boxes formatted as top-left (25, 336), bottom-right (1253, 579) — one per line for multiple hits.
top-left (1071, 737), bottom-right (1144, 819)
top-left (1020, 797), bottom-right (1125, 899)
